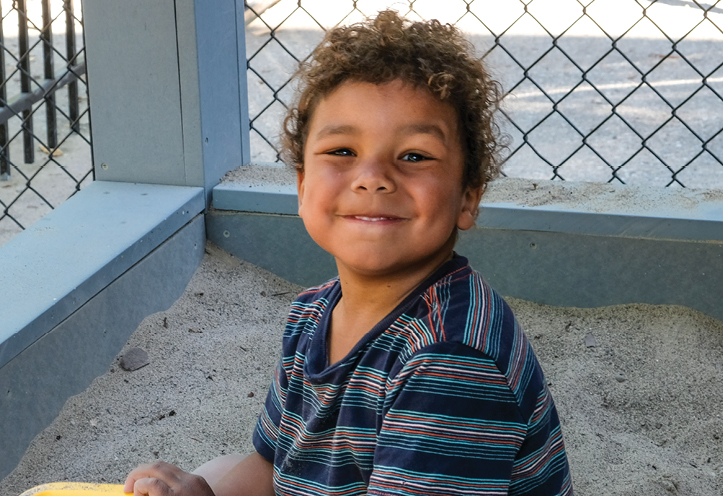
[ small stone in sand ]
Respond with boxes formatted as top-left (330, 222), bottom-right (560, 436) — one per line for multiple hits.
top-left (119, 347), bottom-right (149, 371)
top-left (584, 333), bottom-right (597, 347)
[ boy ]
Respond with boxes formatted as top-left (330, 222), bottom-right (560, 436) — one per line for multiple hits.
top-left (125, 10), bottom-right (573, 496)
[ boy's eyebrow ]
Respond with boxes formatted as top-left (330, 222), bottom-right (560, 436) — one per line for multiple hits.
top-left (399, 123), bottom-right (448, 143)
top-left (315, 124), bottom-right (357, 139)
top-left (315, 123), bottom-right (448, 142)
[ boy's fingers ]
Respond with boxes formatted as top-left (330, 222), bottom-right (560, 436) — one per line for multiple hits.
top-left (124, 465), bottom-right (149, 493)
top-left (124, 462), bottom-right (213, 496)
top-left (124, 463), bottom-right (158, 493)
top-left (124, 462), bottom-right (183, 495)
top-left (133, 477), bottom-right (172, 496)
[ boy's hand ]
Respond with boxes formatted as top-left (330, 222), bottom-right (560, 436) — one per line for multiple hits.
top-left (124, 461), bottom-right (215, 496)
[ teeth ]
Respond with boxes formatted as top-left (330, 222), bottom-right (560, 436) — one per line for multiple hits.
top-left (356, 216), bottom-right (387, 221)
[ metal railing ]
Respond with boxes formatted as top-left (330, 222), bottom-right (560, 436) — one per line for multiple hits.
top-left (0, 0), bottom-right (90, 246)
top-left (244, 0), bottom-right (723, 189)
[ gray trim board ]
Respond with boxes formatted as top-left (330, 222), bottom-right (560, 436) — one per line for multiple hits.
top-left (85, 0), bottom-right (249, 203)
top-left (84, 0), bottom-right (186, 184)
top-left (234, 1), bottom-right (252, 166)
top-left (457, 226), bottom-right (723, 321)
top-left (180, 0), bottom-right (247, 200)
top-left (211, 181), bottom-right (723, 242)
top-left (208, 182), bottom-right (723, 323)
top-left (207, 209), bottom-right (336, 287)
top-left (478, 203), bottom-right (723, 241)
top-left (0, 181), bottom-right (204, 369)
top-left (0, 215), bottom-right (205, 480)
top-left (213, 182), bottom-right (298, 215)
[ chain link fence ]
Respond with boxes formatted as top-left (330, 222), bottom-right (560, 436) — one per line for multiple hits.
top-left (2, 1), bottom-right (717, 247)
top-left (244, 0), bottom-right (723, 189)
top-left (0, 0), bottom-right (90, 247)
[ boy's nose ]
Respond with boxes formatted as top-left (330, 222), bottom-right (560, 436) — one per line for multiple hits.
top-left (350, 158), bottom-right (396, 193)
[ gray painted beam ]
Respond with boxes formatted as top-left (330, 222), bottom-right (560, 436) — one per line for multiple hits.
top-left (457, 227), bottom-right (723, 322)
top-left (0, 215), bottom-right (205, 480)
top-left (213, 182), bottom-right (298, 215)
top-left (211, 181), bottom-right (723, 241)
top-left (234, 1), bottom-right (252, 167)
top-left (84, 0), bottom-right (250, 203)
top-left (477, 203), bottom-right (723, 241)
top-left (207, 210), bottom-right (336, 288)
top-left (84, 0), bottom-right (186, 184)
top-left (0, 181), bottom-right (204, 369)
top-left (176, 0), bottom-right (249, 201)
top-left (208, 183), bottom-right (723, 323)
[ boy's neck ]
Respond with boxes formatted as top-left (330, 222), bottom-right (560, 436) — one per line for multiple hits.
top-left (336, 247), bottom-right (455, 311)
top-left (327, 249), bottom-right (455, 364)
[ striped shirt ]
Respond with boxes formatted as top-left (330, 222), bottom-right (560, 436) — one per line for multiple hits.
top-left (253, 256), bottom-right (573, 495)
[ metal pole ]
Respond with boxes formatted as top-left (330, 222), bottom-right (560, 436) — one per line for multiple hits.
top-left (0, 62), bottom-right (86, 124)
top-left (64, 0), bottom-right (79, 133)
top-left (17, 0), bottom-right (34, 164)
top-left (0, 2), bottom-right (10, 180)
top-left (42, 0), bottom-right (57, 150)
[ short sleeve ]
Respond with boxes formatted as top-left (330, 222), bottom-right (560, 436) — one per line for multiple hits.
top-left (367, 341), bottom-right (572, 496)
top-left (252, 357), bottom-right (287, 463)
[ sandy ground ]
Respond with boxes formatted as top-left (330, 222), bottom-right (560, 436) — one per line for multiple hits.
top-left (1, 242), bottom-right (722, 495)
top-left (222, 165), bottom-right (723, 218)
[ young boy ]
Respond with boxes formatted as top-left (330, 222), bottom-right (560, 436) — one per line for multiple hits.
top-left (125, 10), bottom-right (572, 496)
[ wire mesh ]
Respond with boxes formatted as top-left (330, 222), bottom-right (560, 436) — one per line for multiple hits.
top-left (0, 0), bottom-right (90, 247)
top-left (244, 0), bottom-right (723, 190)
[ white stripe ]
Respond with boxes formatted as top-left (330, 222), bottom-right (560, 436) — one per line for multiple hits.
top-left (510, 76), bottom-right (723, 99)
top-left (383, 419), bottom-right (524, 441)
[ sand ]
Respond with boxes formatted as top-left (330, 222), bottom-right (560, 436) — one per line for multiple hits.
top-left (220, 167), bottom-right (723, 222)
top-left (481, 177), bottom-right (723, 217)
top-left (1, 242), bottom-right (722, 496)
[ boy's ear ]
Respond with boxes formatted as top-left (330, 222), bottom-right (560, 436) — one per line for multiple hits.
top-left (457, 185), bottom-right (484, 231)
top-left (296, 168), bottom-right (306, 218)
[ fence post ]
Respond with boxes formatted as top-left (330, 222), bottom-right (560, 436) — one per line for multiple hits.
top-left (82, 0), bottom-right (251, 205)
top-left (64, 0), bottom-right (79, 133)
top-left (17, 0), bottom-right (34, 165)
top-left (41, 0), bottom-right (57, 151)
top-left (0, 2), bottom-right (9, 181)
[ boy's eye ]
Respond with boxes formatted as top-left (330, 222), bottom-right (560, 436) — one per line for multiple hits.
top-left (401, 152), bottom-right (431, 163)
top-left (328, 148), bottom-right (355, 157)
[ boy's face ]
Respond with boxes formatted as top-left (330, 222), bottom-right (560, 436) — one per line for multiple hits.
top-left (297, 80), bottom-right (483, 280)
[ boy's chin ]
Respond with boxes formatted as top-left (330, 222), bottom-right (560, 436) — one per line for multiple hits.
top-left (333, 249), bottom-right (454, 281)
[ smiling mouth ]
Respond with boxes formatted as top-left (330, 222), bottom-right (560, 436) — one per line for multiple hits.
top-left (348, 215), bottom-right (404, 222)
top-left (354, 215), bottom-right (397, 221)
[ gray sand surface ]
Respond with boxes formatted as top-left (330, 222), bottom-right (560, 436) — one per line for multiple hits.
top-left (221, 165), bottom-right (723, 219)
top-left (482, 177), bottom-right (723, 217)
top-left (222, 162), bottom-right (296, 188)
top-left (2, 243), bottom-right (722, 495)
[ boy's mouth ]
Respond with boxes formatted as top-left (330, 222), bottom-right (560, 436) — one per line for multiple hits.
top-left (352, 215), bottom-right (400, 222)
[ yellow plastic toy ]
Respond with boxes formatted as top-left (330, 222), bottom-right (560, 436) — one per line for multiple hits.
top-left (19, 483), bottom-right (128, 496)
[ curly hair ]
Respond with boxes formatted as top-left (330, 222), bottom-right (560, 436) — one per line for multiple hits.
top-left (281, 10), bottom-right (504, 193)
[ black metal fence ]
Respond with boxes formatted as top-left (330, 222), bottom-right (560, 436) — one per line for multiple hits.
top-left (244, 0), bottom-right (723, 189)
top-left (0, 0), bottom-right (90, 246)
